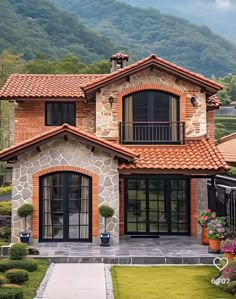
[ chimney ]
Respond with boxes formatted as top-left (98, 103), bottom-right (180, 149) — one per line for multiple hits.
top-left (110, 53), bottom-right (129, 72)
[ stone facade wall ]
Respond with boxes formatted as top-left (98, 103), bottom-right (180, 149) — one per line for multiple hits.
top-left (197, 178), bottom-right (209, 234)
top-left (11, 137), bottom-right (120, 244)
top-left (96, 68), bottom-right (207, 139)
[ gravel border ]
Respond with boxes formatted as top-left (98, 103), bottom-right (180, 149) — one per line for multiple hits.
top-left (105, 264), bottom-right (114, 299)
top-left (34, 263), bottom-right (55, 299)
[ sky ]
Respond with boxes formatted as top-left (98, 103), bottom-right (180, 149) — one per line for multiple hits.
top-left (121, 0), bottom-right (236, 43)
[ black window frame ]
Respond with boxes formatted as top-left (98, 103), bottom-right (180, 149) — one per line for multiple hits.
top-left (45, 102), bottom-right (76, 126)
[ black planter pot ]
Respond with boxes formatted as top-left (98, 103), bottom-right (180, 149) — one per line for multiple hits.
top-left (100, 233), bottom-right (110, 246)
top-left (20, 232), bottom-right (31, 244)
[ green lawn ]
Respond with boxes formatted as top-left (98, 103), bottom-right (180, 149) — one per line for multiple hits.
top-left (0, 259), bottom-right (48, 299)
top-left (112, 266), bottom-right (235, 299)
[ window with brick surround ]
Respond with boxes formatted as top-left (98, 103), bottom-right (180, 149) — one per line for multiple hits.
top-left (45, 102), bottom-right (76, 126)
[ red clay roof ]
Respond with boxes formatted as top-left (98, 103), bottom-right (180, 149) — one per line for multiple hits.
top-left (0, 124), bottom-right (137, 161)
top-left (81, 54), bottom-right (223, 93)
top-left (0, 74), bottom-right (105, 99)
top-left (119, 139), bottom-right (229, 172)
top-left (207, 94), bottom-right (222, 110)
top-left (218, 133), bottom-right (236, 163)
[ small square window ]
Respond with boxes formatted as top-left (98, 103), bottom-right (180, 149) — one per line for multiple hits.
top-left (45, 102), bottom-right (76, 126)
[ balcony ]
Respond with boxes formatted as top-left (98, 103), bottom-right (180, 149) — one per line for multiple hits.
top-left (119, 122), bottom-right (185, 145)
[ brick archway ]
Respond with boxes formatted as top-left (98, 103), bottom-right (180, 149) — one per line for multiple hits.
top-left (32, 166), bottom-right (99, 240)
top-left (116, 84), bottom-right (186, 123)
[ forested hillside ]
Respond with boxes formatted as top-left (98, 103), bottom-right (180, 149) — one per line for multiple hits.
top-left (120, 0), bottom-right (236, 44)
top-left (53, 0), bottom-right (236, 77)
top-left (0, 0), bottom-right (121, 62)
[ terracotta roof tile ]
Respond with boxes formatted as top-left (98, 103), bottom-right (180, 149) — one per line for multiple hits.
top-left (0, 124), bottom-right (137, 161)
top-left (111, 53), bottom-right (129, 60)
top-left (0, 74), bottom-right (106, 99)
top-left (207, 94), bottom-right (222, 110)
top-left (119, 139), bottom-right (229, 171)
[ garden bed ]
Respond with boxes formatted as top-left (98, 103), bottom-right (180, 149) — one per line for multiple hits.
top-left (112, 266), bottom-right (234, 299)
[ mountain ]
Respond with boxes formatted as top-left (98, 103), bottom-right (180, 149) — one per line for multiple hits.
top-left (53, 0), bottom-right (236, 77)
top-left (120, 0), bottom-right (236, 44)
top-left (0, 0), bottom-right (121, 62)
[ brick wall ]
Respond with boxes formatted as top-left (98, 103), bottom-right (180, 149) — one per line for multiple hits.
top-left (14, 100), bottom-right (95, 144)
top-left (207, 110), bottom-right (215, 140)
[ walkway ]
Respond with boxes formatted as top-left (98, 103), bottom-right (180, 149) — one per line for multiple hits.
top-left (41, 263), bottom-right (106, 299)
top-left (32, 236), bottom-right (222, 264)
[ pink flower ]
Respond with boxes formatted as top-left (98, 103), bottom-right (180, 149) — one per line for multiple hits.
top-left (193, 213), bottom-right (198, 219)
top-left (211, 213), bottom-right (216, 218)
top-left (207, 209), bottom-right (211, 213)
top-left (202, 216), bottom-right (208, 221)
top-left (208, 230), bottom-right (213, 234)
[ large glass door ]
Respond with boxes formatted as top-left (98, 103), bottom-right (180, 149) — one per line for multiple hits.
top-left (39, 172), bottom-right (92, 242)
top-left (125, 177), bottom-right (190, 235)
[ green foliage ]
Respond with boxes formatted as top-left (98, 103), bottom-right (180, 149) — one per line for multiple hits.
top-left (215, 117), bottom-right (236, 140)
top-left (228, 167), bottom-right (236, 177)
top-left (0, 201), bottom-right (12, 216)
top-left (0, 226), bottom-right (11, 242)
top-left (0, 186), bottom-right (12, 195)
top-left (6, 269), bottom-right (29, 284)
top-left (214, 74), bottom-right (236, 105)
top-left (0, 259), bottom-right (38, 272)
top-left (0, 286), bottom-right (23, 299)
top-left (54, 0), bottom-right (236, 77)
top-left (0, 0), bottom-right (118, 62)
top-left (9, 244), bottom-right (28, 260)
top-left (17, 204), bottom-right (34, 219)
top-left (0, 274), bottom-right (6, 285)
top-left (99, 205), bottom-right (115, 219)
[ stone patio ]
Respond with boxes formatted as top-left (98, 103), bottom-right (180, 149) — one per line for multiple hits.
top-left (31, 236), bottom-right (223, 264)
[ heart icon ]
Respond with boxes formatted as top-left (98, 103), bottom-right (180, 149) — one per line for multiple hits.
top-left (213, 257), bottom-right (229, 271)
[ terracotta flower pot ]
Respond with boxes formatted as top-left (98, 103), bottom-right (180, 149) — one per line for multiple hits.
top-left (209, 238), bottom-right (222, 251)
top-left (225, 252), bottom-right (235, 261)
top-left (201, 225), bottom-right (209, 245)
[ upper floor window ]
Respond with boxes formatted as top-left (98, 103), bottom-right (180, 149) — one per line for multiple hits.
top-left (121, 90), bottom-right (184, 144)
top-left (45, 102), bottom-right (76, 126)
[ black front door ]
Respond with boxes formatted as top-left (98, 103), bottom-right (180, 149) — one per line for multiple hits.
top-left (125, 177), bottom-right (190, 235)
top-left (39, 172), bottom-right (92, 242)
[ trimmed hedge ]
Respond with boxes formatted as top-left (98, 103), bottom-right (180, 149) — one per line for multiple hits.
top-left (9, 243), bottom-right (28, 260)
top-left (0, 201), bottom-right (11, 216)
top-left (0, 274), bottom-right (6, 285)
top-left (0, 259), bottom-right (38, 272)
top-left (6, 269), bottom-right (29, 284)
top-left (0, 226), bottom-right (11, 242)
top-left (0, 286), bottom-right (23, 299)
top-left (0, 186), bottom-right (12, 195)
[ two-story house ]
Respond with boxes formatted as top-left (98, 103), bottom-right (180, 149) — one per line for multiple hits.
top-left (0, 53), bottom-right (229, 244)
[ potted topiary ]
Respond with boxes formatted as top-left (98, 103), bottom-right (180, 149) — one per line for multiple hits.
top-left (17, 204), bottom-right (34, 243)
top-left (99, 204), bottom-right (115, 246)
top-left (221, 239), bottom-right (236, 260)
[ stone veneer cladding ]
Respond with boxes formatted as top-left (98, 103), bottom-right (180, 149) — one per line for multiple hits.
top-left (11, 137), bottom-right (120, 244)
top-left (96, 68), bottom-right (207, 139)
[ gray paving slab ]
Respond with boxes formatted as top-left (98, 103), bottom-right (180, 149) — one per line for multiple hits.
top-left (41, 263), bottom-right (106, 299)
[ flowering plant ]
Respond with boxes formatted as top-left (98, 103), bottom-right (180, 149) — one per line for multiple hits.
top-left (207, 217), bottom-right (226, 239)
top-left (194, 209), bottom-right (216, 226)
top-left (221, 239), bottom-right (236, 253)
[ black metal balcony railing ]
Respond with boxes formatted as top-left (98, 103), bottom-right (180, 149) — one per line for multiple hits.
top-left (119, 122), bottom-right (185, 145)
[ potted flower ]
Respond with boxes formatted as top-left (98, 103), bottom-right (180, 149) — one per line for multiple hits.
top-left (221, 239), bottom-right (236, 260)
top-left (99, 204), bottom-right (114, 247)
top-left (194, 209), bottom-right (216, 245)
top-left (207, 217), bottom-right (226, 251)
top-left (17, 203), bottom-right (34, 243)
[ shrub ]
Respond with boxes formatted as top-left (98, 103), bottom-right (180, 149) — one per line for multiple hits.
top-left (0, 258), bottom-right (38, 272)
top-left (0, 274), bottom-right (6, 285)
top-left (0, 186), bottom-right (12, 195)
top-left (0, 201), bottom-right (12, 216)
top-left (99, 204), bottom-right (115, 233)
top-left (17, 204), bottom-right (34, 232)
top-left (0, 226), bottom-right (11, 242)
top-left (6, 269), bottom-right (29, 284)
top-left (0, 285), bottom-right (23, 299)
top-left (9, 243), bottom-right (28, 260)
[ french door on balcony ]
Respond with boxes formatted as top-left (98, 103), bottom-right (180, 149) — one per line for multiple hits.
top-left (39, 172), bottom-right (92, 242)
top-left (122, 90), bottom-right (180, 144)
top-left (125, 177), bottom-right (190, 235)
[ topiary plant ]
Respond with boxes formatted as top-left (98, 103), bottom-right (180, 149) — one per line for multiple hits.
top-left (0, 258), bottom-right (38, 272)
top-left (6, 269), bottom-right (29, 284)
top-left (99, 205), bottom-right (115, 234)
top-left (17, 204), bottom-right (34, 232)
top-left (0, 274), bottom-right (6, 285)
top-left (9, 243), bottom-right (28, 260)
top-left (0, 285), bottom-right (23, 299)
top-left (0, 201), bottom-right (12, 216)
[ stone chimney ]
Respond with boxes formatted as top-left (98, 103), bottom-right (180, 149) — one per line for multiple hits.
top-left (110, 53), bottom-right (129, 72)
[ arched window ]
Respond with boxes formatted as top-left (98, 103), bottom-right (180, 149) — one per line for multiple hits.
top-left (39, 172), bottom-right (92, 242)
top-left (121, 90), bottom-right (183, 144)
